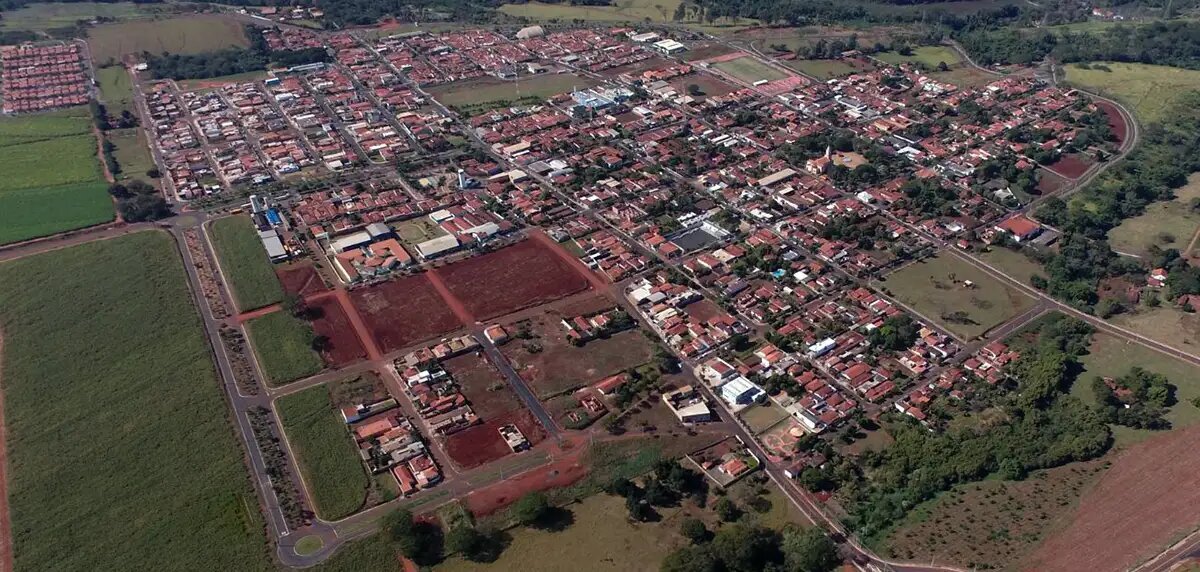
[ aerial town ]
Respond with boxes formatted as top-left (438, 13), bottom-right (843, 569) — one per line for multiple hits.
top-left (5, 2), bottom-right (1200, 572)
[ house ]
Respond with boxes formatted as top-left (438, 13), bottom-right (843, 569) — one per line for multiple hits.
top-left (662, 385), bottom-right (714, 423)
top-left (595, 374), bottom-right (628, 396)
top-left (994, 215), bottom-right (1042, 242)
top-left (1148, 268), bottom-right (1168, 289)
top-left (484, 325), bottom-right (509, 344)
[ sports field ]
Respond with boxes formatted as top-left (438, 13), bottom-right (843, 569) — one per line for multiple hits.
top-left (430, 73), bottom-right (596, 114)
top-left (875, 46), bottom-right (963, 69)
top-left (0, 231), bottom-right (271, 572)
top-left (277, 384), bottom-right (370, 520)
top-left (209, 215), bottom-right (285, 311)
top-left (0, 107), bottom-right (112, 246)
top-left (1107, 174), bottom-right (1200, 257)
top-left (711, 56), bottom-right (788, 84)
top-left (1064, 62), bottom-right (1200, 125)
top-left (87, 14), bottom-right (249, 64)
top-left (879, 253), bottom-right (1036, 339)
top-left (246, 311), bottom-right (323, 386)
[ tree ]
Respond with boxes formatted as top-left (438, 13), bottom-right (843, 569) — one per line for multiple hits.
top-left (782, 527), bottom-right (841, 572)
top-left (512, 492), bottom-right (550, 527)
top-left (444, 526), bottom-right (500, 562)
top-left (282, 292), bottom-right (307, 318)
top-left (711, 523), bottom-right (783, 572)
top-left (385, 509), bottom-right (443, 565)
top-left (661, 545), bottom-right (719, 572)
top-left (686, 83), bottom-right (704, 96)
top-left (714, 497), bottom-right (741, 522)
top-left (680, 518), bottom-right (709, 544)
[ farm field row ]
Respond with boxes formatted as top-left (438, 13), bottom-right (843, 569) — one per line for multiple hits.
top-left (0, 231), bottom-right (271, 571)
top-left (0, 1), bottom-right (156, 32)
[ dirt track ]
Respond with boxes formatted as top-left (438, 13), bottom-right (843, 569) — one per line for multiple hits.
top-left (1023, 426), bottom-right (1200, 572)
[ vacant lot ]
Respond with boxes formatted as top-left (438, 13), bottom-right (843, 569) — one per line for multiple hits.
top-left (277, 263), bottom-right (326, 298)
top-left (1113, 306), bottom-right (1200, 358)
top-left (501, 298), bottom-right (654, 398)
top-left (668, 73), bottom-right (739, 98)
top-left (880, 253), bottom-right (1036, 339)
top-left (442, 352), bottom-right (547, 468)
top-left (978, 247), bottom-right (1047, 286)
top-left (350, 273), bottom-right (464, 353)
top-left (883, 460), bottom-right (1110, 569)
top-left (498, 0), bottom-right (754, 32)
top-left (1108, 174), bottom-right (1200, 257)
top-left (0, 1), bottom-right (154, 32)
top-left (107, 127), bottom-right (155, 183)
top-left (87, 14), bottom-right (249, 64)
top-left (209, 215), bottom-right (284, 311)
top-left (1064, 62), bottom-right (1200, 125)
top-left (875, 46), bottom-right (962, 69)
top-left (929, 65), bottom-right (998, 88)
top-left (246, 311), bottom-right (323, 386)
top-left (309, 296), bottom-right (368, 367)
top-left (711, 55), bottom-right (788, 84)
top-left (0, 231), bottom-right (271, 571)
top-left (1024, 425), bottom-right (1200, 572)
top-left (437, 240), bottom-right (591, 321)
top-left (309, 533), bottom-right (400, 572)
top-left (430, 73), bottom-right (596, 114)
top-left (96, 65), bottom-right (135, 116)
top-left (277, 384), bottom-right (370, 520)
top-left (0, 107), bottom-right (112, 245)
top-left (786, 58), bottom-right (867, 79)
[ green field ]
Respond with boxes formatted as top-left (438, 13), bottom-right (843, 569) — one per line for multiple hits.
top-left (880, 253), bottom-right (1036, 339)
top-left (311, 534), bottom-right (401, 571)
top-left (712, 56), bottom-right (788, 84)
top-left (875, 46), bottom-right (963, 69)
top-left (108, 127), bottom-right (156, 182)
top-left (209, 215), bottom-right (284, 311)
top-left (978, 247), bottom-right (1047, 286)
top-left (0, 1), bottom-right (154, 32)
top-left (0, 231), bottom-right (271, 572)
top-left (246, 311), bottom-right (323, 386)
top-left (0, 107), bottom-right (112, 246)
top-left (1107, 174), bottom-right (1200, 257)
top-left (498, 0), bottom-right (754, 32)
top-left (277, 384), bottom-right (370, 520)
top-left (87, 14), bottom-right (250, 65)
top-left (786, 58), bottom-right (863, 79)
top-left (96, 65), bottom-right (135, 116)
top-left (1072, 333), bottom-right (1200, 446)
top-left (430, 73), bottom-right (597, 113)
top-left (1063, 62), bottom-right (1200, 125)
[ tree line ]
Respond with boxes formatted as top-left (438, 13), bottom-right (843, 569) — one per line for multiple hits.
top-left (961, 20), bottom-right (1200, 68)
top-left (146, 25), bottom-right (329, 81)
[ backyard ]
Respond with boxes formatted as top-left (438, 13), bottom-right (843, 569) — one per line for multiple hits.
top-left (209, 214), bottom-right (285, 311)
top-left (277, 384), bottom-right (371, 520)
top-left (246, 311), bottom-right (323, 386)
top-left (0, 231), bottom-right (271, 571)
top-left (879, 253), bottom-right (1036, 339)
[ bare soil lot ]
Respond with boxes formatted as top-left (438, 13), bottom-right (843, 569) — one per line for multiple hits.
top-left (436, 240), bottom-right (591, 321)
top-left (349, 274), bottom-right (464, 353)
top-left (309, 296), bottom-right (367, 367)
top-left (443, 351), bottom-right (547, 469)
top-left (277, 263), bottom-right (326, 298)
top-left (1045, 153), bottom-right (1092, 179)
top-left (1023, 426), bottom-right (1200, 572)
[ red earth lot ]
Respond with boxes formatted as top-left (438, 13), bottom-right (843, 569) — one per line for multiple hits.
top-left (349, 274), bottom-right (464, 354)
top-left (1046, 153), bottom-right (1092, 179)
top-left (435, 239), bottom-right (591, 321)
top-left (1096, 100), bottom-right (1128, 145)
top-left (464, 436), bottom-right (590, 517)
top-left (276, 263), bottom-right (326, 297)
top-left (1037, 170), bottom-right (1069, 195)
top-left (441, 352), bottom-right (547, 469)
top-left (1023, 425), bottom-right (1200, 572)
top-left (308, 296), bottom-right (367, 366)
top-left (683, 298), bottom-right (724, 321)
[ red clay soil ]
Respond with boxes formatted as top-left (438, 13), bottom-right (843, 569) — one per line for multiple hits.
top-left (236, 303), bottom-right (282, 323)
top-left (1037, 170), bottom-right (1069, 195)
top-left (530, 229), bottom-right (609, 291)
top-left (444, 409), bottom-right (547, 469)
top-left (424, 269), bottom-right (478, 325)
top-left (348, 274), bottom-right (464, 354)
top-left (276, 264), bottom-right (326, 298)
top-left (436, 239), bottom-right (592, 321)
top-left (307, 296), bottom-right (367, 366)
top-left (1046, 153), bottom-right (1092, 179)
top-left (464, 442), bottom-right (590, 517)
top-left (0, 334), bottom-right (10, 572)
top-left (1023, 426), bottom-right (1200, 572)
top-left (1096, 100), bottom-right (1128, 145)
top-left (333, 288), bottom-right (382, 361)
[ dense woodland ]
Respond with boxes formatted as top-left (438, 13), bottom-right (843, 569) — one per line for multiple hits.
top-left (146, 25), bottom-right (329, 80)
top-left (961, 20), bottom-right (1200, 68)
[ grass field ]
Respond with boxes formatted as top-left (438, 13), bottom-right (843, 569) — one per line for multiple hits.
top-left (880, 253), bottom-right (1036, 339)
top-left (430, 73), bottom-right (596, 114)
top-left (209, 215), bottom-right (284, 311)
top-left (87, 14), bottom-right (249, 65)
top-left (395, 217), bottom-right (448, 245)
top-left (1108, 174), bottom-right (1200, 257)
top-left (711, 56), bottom-right (788, 84)
top-left (246, 311), bottom-right (323, 386)
top-left (0, 1), bottom-right (154, 32)
top-left (929, 65), bottom-right (999, 88)
top-left (1064, 62), bottom-right (1200, 125)
top-left (978, 247), bottom-right (1047, 286)
top-left (107, 127), bottom-right (156, 182)
top-left (498, 0), bottom-right (754, 32)
top-left (0, 231), bottom-right (271, 571)
top-left (875, 46), bottom-right (962, 69)
top-left (740, 401), bottom-right (790, 433)
top-left (277, 384), bottom-right (370, 520)
top-left (0, 107), bottom-right (112, 246)
top-left (786, 58), bottom-right (864, 79)
top-left (310, 534), bottom-right (400, 571)
top-left (96, 65), bottom-right (135, 116)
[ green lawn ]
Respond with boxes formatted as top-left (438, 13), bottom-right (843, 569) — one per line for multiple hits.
top-left (786, 58), bottom-right (864, 79)
top-left (1072, 333), bottom-right (1200, 446)
top-left (246, 311), bottom-right (323, 386)
top-left (978, 247), bottom-right (1047, 287)
top-left (277, 384), bottom-right (370, 520)
top-left (1063, 62), bottom-right (1200, 125)
top-left (1107, 173), bottom-right (1200, 257)
top-left (712, 56), bottom-right (788, 84)
top-left (209, 215), bottom-right (284, 311)
top-left (0, 107), bottom-right (112, 246)
top-left (875, 46), bottom-right (962, 69)
top-left (0, 231), bottom-right (271, 572)
top-left (311, 534), bottom-right (401, 571)
top-left (87, 14), bottom-right (249, 65)
top-left (96, 65), bottom-right (135, 116)
top-left (880, 253), bottom-right (1036, 339)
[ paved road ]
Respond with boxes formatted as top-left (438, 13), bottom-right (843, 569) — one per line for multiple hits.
top-left (474, 327), bottom-right (562, 440)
